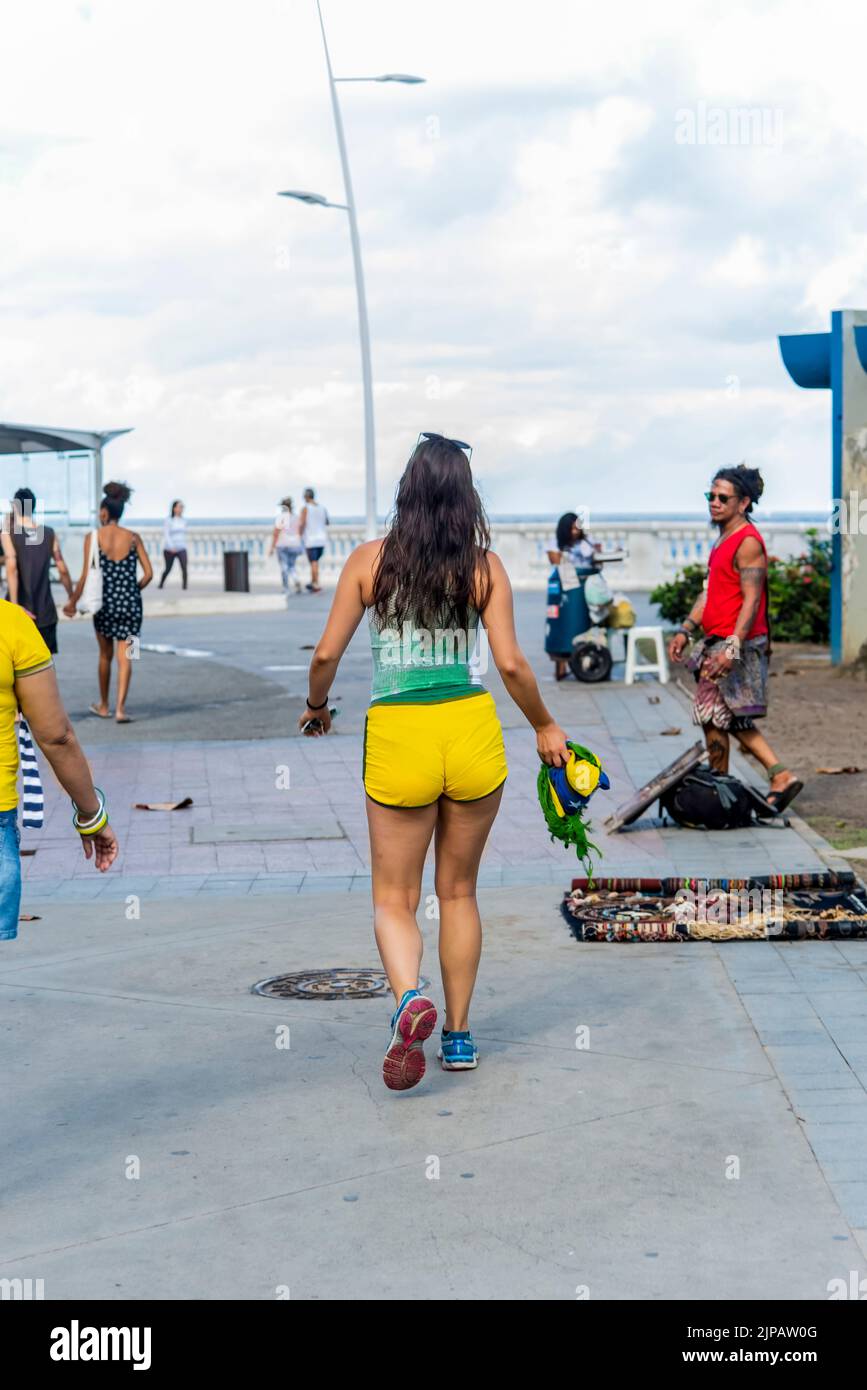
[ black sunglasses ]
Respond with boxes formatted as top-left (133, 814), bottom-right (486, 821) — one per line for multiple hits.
top-left (417, 431), bottom-right (473, 462)
top-left (705, 490), bottom-right (736, 504)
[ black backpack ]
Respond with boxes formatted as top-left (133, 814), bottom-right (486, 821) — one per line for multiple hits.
top-left (659, 767), bottom-right (777, 830)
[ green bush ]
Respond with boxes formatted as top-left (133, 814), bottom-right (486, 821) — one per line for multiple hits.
top-left (649, 529), bottom-right (831, 644)
top-left (766, 529), bottom-right (831, 643)
top-left (649, 564), bottom-right (705, 626)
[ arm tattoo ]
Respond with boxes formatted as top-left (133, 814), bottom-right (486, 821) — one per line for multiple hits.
top-left (735, 565), bottom-right (764, 631)
top-left (739, 566), bottom-right (765, 604)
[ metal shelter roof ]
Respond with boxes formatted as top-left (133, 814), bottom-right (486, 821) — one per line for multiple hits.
top-left (0, 423), bottom-right (132, 456)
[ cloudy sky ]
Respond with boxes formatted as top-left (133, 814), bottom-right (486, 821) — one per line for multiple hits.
top-left (2, 0), bottom-right (866, 520)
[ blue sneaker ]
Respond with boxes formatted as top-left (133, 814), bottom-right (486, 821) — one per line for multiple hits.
top-left (383, 989), bottom-right (437, 1091)
top-left (437, 1028), bottom-right (479, 1071)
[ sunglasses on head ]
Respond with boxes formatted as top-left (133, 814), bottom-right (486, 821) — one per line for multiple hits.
top-left (705, 490), bottom-right (737, 504)
top-left (417, 431), bottom-right (473, 462)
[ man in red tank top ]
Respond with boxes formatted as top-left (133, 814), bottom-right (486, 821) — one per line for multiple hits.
top-left (668, 465), bottom-right (803, 813)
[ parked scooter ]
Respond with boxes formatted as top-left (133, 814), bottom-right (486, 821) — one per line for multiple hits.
top-left (545, 552), bottom-right (632, 682)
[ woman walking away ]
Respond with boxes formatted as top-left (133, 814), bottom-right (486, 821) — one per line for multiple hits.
top-left (158, 500), bottom-right (188, 589)
top-left (300, 432), bottom-right (568, 1092)
top-left (2, 487), bottom-right (74, 653)
top-left (269, 497), bottom-right (303, 600)
top-left (65, 482), bottom-right (153, 724)
top-left (1, 599), bottom-right (118, 942)
top-left (299, 487), bottom-right (329, 592)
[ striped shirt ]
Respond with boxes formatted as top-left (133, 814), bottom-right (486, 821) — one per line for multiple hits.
top-left (17, 718), bottom-right (43, 828)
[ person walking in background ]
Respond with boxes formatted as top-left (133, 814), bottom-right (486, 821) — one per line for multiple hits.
top-left (668, 464), bottom-right (803, 813)
top-left (268, 496), bottom-right (303, 600)
top-left (1, 488), bottom-right (74, 654)
top-left (1, 599), bottom-right (118, 942)
top-left (65, 482), bottom-right (153, 724)
top-left (158, 500), bottom-right (188, 589)
top-left (300, 432), bottom-right (569, 1092)
top-left (299, 487), bottom-right (329, 593)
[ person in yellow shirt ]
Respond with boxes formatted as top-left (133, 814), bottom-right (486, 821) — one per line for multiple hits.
top-left (0, 600), bottom-right (117, 941)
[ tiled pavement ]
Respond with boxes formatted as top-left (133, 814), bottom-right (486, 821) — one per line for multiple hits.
top-left (21, 678), bottom-right (835, 902)
top-left (8, 618), bottom-right (867, 1295)
top-left (718, 942), bottom-right (867, 1233)
top-left (4, 886), bottom-right (867, 1294)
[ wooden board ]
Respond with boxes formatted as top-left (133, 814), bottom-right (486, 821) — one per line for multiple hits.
top-left (603, 739), bottom-right (707, 832)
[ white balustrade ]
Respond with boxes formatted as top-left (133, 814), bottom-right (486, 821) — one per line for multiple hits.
top-left (134, 523), bottom-right (369, 584)
top-left (60, 519), bottom-right (821, 592)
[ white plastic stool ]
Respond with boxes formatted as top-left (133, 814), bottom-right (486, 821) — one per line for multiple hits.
top-left (624, 626), bottom-right (669, 685)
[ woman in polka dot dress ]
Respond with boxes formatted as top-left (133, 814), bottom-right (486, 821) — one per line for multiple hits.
top-left (65, 482), bottom-right (153, 723)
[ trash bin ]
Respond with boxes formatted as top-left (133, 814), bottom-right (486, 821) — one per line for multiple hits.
top-left (223, 550), bottom-right (250, 593)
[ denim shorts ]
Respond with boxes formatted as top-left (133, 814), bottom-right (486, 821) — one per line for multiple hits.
top-left (0, 808), bottom-right (22, 941)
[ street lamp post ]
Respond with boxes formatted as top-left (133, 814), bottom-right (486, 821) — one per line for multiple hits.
top-left (279, 2), bottom-right (424, 542)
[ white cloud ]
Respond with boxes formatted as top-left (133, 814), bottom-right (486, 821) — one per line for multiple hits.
top-left (0, 0), bottom-right (863, 518)
top-left (709, 236), bottom-right (768, 288)
top-left (803, 238), bottom-right (867, 318)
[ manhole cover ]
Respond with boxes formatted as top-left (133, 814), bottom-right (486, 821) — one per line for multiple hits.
top-left (252, 969), bottom-right (430, 1001)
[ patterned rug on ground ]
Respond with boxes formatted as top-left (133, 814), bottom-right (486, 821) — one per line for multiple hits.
top-left (562, 872), bottom-right (867, 941)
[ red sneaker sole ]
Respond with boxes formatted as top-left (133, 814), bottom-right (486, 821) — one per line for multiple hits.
top-left (382, 996), bottom-right (437, 1091)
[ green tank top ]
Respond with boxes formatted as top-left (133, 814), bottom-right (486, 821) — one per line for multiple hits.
top-left (368, 605), bottom-right (486, 706)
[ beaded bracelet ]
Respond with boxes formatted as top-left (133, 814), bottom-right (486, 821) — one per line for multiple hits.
top-left (72, 788), bottom-right (108, 836)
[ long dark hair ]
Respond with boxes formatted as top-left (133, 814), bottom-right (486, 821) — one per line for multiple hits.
top-left (101, 480), bottom-right (132, 522)
top-left (372, 435), bottom-right (491, 630)
top-left (170, 499), bottom-right (183, 516)
top-left (556, 511), bottom-right (580, 551)
top-left (713, 463), bottom-right (764, 515)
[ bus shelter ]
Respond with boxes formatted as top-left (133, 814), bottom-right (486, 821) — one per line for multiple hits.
top-left (0, 422), bottom-right (132, 573)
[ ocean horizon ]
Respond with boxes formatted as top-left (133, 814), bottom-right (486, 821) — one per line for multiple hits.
top-left (132, 511), bottom-right (829, 527)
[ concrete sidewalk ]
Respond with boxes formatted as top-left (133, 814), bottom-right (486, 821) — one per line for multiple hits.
top-left (20, 678), bottom-right (839, 902)
top-left (1, 886), bottom-right (865, 1299)
top-left (7, 599), bottom-right (864, 1300)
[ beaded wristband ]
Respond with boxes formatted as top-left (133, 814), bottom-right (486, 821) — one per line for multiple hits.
top-left (72, 788), bottom-right (108, 836)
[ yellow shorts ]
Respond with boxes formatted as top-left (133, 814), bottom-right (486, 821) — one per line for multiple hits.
top-left (363, 692), bottom-right (508, 808)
